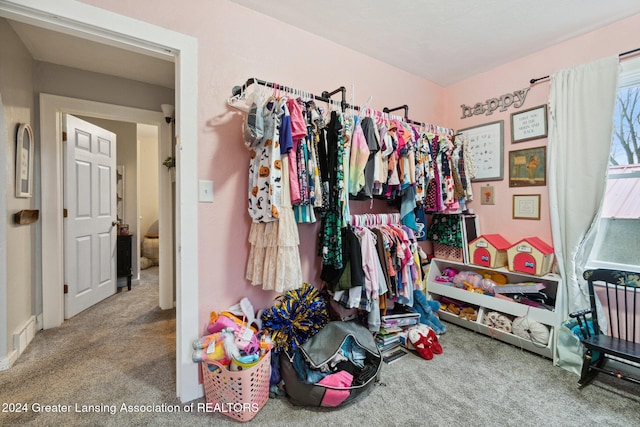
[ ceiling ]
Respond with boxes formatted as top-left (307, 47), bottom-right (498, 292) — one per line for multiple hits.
top-left (5, 1), bottom-right (640, 89)
top-left (6, 19), bottom-right (175, 89)
top-left (229, 0), bottom-right (640, 86)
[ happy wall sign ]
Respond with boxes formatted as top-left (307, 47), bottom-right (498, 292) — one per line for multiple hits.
top-left (460, 87), bottom-right (530, 118)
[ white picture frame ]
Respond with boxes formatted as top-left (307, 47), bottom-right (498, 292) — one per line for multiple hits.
top-left (458, 120), bottom-right (504, 182)
top-left (15, 123), bottom-right (34, 198)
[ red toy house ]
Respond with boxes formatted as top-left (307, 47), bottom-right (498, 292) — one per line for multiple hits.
top-left (468, 234), bottom-right (511, 268)
top-left (507, 237), bottom-right (555, 276)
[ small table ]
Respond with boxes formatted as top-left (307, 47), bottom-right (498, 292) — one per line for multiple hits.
top-left (117, 233), bottom-right (133, 290)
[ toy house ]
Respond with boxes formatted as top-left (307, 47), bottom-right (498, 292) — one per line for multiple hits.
top-left (468, 234), bottom-right (511, 268)
top-left (507, 237), bottom-right (555, 276)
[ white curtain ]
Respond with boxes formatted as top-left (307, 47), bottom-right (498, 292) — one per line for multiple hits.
top-left (548, 56), bottom-right (620, 370)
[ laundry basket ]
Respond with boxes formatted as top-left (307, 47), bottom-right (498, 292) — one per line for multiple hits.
top-left (200, 352), bottom-right (271, 422)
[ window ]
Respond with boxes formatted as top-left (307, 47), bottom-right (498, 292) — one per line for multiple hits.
top-left (587, 59), bottom-right (640, 273)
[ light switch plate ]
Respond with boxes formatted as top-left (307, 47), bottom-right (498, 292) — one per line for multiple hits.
top-left (199, 180), bottom-right (214, 203)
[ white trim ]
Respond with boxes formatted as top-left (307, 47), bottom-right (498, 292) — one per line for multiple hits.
top-left (39, 95), bottom-right (172, 325)
top-left (0, 90), bottom-right (8, 369)
top-left (0, 349), bottom-right (17, 372)
top-left (586, 261), bottom-right (640, 274)
top-left (12, 315), bottom-right (36, 356)
top-left (1, 1), bottom-right (200, 402)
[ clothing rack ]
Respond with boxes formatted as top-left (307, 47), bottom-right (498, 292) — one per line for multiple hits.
top-left (384, 104), bottom-right (454, 134)
top-left (529, 47), bottom-right (640, 85)
top-left (230, 77), bottom-right (452, 132)
top-left (231, 77), bottom-right (345, 109)
top-left (383, 104), bottom-right (420, 126)
top-left (350, 213), bottom-right (401, 227)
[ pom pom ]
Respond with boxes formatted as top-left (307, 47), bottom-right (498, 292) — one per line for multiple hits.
top-left (261, 283), bottom-right (329, 356)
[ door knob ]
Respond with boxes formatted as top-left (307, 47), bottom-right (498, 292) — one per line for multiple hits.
top-left (112, 221), bottom-right (118, 227)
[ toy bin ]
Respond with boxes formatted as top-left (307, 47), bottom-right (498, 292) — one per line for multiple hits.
top-left (201, 351), bottom-right (271, 422)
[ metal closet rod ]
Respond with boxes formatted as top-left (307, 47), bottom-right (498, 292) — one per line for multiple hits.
top-left (530, 47), bottom-right (640, 85)
top-left (231, 78), bottom-right (455, 133)
top-left (232, 78), bottom-right (356, 111)
top-left (383, 104), bottom-right (425, 126)
top-left (231, 78), bottom-right (423, 124)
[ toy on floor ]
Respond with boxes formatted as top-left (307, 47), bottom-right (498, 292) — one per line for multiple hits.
top-left (412, 289), bottom-right (446, 334)
top-left (408, 324), bottom-right (443, 360)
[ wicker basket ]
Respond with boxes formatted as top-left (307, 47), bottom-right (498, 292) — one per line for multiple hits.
top-left (434, 243), bottom-right (464, 262)
top-left (201, 351), bottom-right (271, 422)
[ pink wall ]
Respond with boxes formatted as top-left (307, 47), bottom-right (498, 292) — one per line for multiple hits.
top-left (444, 12), bottom-right (640, 246)
top-left (78, 0), bottom-right (445, 327)
top-left (78, 1), bottom-right (640, 331)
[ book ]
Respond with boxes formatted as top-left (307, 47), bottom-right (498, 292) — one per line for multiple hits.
top-left (382, 347), bottom-right (408, 364)
top-left (381, 312), bottom-right (420, 321)
top-left (375, 334), bottom-right (401, 346)
top-left (376, 341), bottom-right (401, 353)
top-left (381, 317), bottom-right (419, 328)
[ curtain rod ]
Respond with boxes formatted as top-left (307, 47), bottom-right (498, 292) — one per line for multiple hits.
top-left (529, 47), bottom-right (640, 85)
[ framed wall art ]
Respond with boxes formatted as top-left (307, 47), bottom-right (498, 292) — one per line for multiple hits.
top-left (15, 123), bottom-right (34, 198)
top-left (513, 194), bottom-right (541, 220)
top-left (511, 104), bottom-right (548, 143)
top-left (480, 185), bottom-right (495, 205)
top-left (508, 146), bottom-right (546, 187)
top-left (458, 120), bottom-right (504, 182)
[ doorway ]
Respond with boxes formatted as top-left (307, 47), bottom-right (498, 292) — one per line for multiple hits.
top-left (0, 1), bottom-right (200, 402)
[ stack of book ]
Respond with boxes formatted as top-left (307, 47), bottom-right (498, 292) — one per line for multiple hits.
top-left (376, 313), bottom-right (420, 363)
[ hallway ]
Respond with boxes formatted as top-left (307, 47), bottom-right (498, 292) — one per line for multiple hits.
top-left (0, 266), bottom-right (178, 425)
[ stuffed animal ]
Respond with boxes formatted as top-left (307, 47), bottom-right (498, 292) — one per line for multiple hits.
top-left (207, 312), bottom-right (260, 355)
top-left (458, 307), bottom-right (478, 321)
top-left (412, 290), bottom-right (446, 334)
top-left (452, 271), bottom-right (483, 289)
top-left (452, 271), bottom-right (497, 295)
top-left (408, 324), bottom-right (443, 360)
top-left (478, 269), bottom-right (508, 285)
top-left (192, 332), bottom-right (229, 365)
top-left (435, 267), bottom-right (458, 283)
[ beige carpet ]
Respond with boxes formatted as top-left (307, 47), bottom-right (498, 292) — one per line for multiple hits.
top-left (1, 267), bottom-right (639, 426)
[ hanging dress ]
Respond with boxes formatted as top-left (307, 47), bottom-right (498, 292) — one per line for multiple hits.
top-left (246, 97), bottom-right (293, 290)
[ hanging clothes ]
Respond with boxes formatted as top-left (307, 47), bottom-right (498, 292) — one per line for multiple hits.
top-left (246, 96), bottom-right (302, 292)
top-left (319, 111), bottom-right (346, 270)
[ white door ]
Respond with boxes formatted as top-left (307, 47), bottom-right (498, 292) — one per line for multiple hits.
top-left (64, 114), bottom-right (117, 318)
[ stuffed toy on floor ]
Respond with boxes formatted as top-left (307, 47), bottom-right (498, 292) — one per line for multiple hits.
top-left (411, 289), bottom-right (446, 334)
top-left (408, 324), bottom-right (443, 360)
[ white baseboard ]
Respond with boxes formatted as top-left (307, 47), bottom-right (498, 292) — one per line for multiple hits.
top-left (12, 315), bottom-right (37, 358)
top-left (0, 349), bottom-right (18, 371)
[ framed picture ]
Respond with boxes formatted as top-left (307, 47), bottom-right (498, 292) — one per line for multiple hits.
top-left (15, 123), bottom-right (34, 198)
top-left (480, 185), bottom-right (495, 205)
top-left (511, 104), bottom-right (548, 143)
top-left (458, 120), bottom-right (504, 182)
top-left (513, 194), bottom-right (541, 220)
top-left (509, 146), bottom-right (546, 187)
